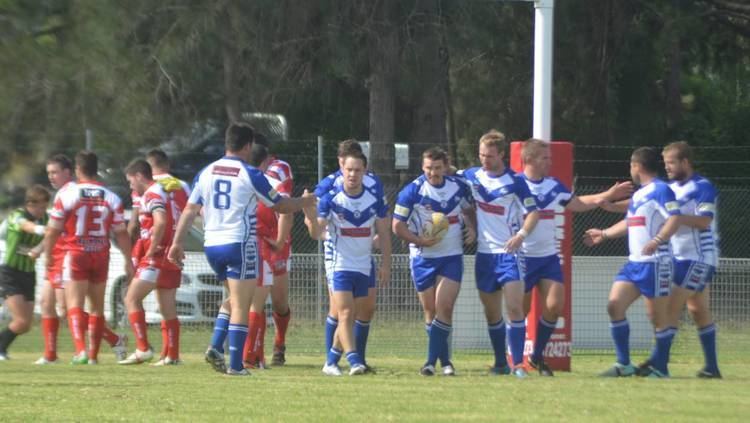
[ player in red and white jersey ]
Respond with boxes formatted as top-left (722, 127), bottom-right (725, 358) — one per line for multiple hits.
top-left (243, 151), bottom-right (294, 368)
top-left (119, 159), bottom-right (188, 365)
top-left (42, 151), bottom-right (133, 365)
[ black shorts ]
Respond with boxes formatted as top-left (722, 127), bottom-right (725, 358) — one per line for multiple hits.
top-left (0, 265), bottom-right (36, 302)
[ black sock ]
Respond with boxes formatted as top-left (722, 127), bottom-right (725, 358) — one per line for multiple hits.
top-left (0, 327), bottom-right (19, 353)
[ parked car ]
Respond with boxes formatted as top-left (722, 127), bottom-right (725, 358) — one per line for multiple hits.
top-left (0, 225), bottom-right (224, 328)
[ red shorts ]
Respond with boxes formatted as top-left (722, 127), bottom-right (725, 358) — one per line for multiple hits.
top-left (135, 256), bottom-right (181, 289)
top-left (62, 250), bottom-right (110, 284)
top-left (46, 248), bottom-right (65, 289)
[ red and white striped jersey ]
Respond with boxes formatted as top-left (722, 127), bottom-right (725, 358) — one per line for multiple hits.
top-left (136, 181), bottom-right (188, 256)
top-left (50, 180), bottom-right (125, 253)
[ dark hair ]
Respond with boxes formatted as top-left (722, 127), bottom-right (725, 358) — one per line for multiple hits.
top-left (25, 184), bottom-right (51, 204)
top-left (75, 150), bottom-right (98, 177)
top-left (341, 150), bottom-right (367, 168)
top-left (47, 154), bottom-right (73, 171)
top-left (249, 143), bottom-right (269, 167)
top-left (631, 147), bottom-right (661, 174)
top-left (337, 139), bottom-right (362, 157)
top-left (422, 146), bottom-right (449, 165)
top-left (124, 159), bottom-right (153, 179)
top-left (254, 132), bottom-right (269, 148)
top-left (225, 122), bottom-right (255, 152)
top-left (146, 149), bottom-right (170, 170)
top-left (663, 141), bottom-right (694, 164)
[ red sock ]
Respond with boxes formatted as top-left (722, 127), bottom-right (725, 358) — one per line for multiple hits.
top-left (129, 311), bottom-right (149, 351)
top-left (160, 321), bottom-right (169, 359)
top-left (256, 313), bottom-right (267, 363)
top-left (42, 317), bottom-right (59, 361)
top-left (101, 325), bottom-right (119, 347)
top-left (273, 310), bottom-right (291, 349)
top-left (166, 319), bottom-right (180, 361)
top-left (87, 315), bottom-right (104, 360)
top-left (243, 311), bottom-right (261, 363)
top-left (67, 308), bottom-right (87, 354)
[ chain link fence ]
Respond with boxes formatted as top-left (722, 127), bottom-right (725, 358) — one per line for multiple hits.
top-left (1, 139), bottom-right (748, 359)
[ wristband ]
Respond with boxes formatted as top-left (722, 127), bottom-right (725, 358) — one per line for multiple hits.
top-left (653, 235), bottom-right (665, 244)
top-left (34, 225), bottom-right (46, 235)
top-left (601, 229), bottom-right (608, 240)
top-left (517, 229), bottom-right (529, 239)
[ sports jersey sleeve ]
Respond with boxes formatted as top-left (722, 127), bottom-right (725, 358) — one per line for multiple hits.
top-left (375, 189), bottom-right (389, 218)
top-left (393, 184), bottom-right (416, 222)
top-left (369, 173), bottom-right (388, 208)
top-left (111, 196), bottom-right (126, 228)
top-left (656, 184), bottom-right (681, 218)
top-left (315, 174), bottom-right (336, 197)
top-left (249, 169), bottom-right (282, 207)
top-left (189, 172), bottom-right (205, 205)
top-left (318, 192), bottom-right (333, 219)
top-left (555, 178), bottom-right (573, 207)
top-left (7, 210), bottom-right (24, 232)
top-left (695, 182), bottom-right (717, 218)
top-left (514, 176), bottom-right (539, 213)
top-left (144, 191), bottom-right (166, 213)
top-left (458, 177), bottom-right (475, 210)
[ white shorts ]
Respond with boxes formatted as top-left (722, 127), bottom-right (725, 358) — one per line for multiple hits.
top-left (258, 258), bottom-right (291, 287)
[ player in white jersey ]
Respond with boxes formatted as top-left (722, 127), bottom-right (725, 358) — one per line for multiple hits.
top-left (167, 123), bottom-right (316, 376)
top-left (459, 130), bottom-right (540, 378)
top-left (519, 139), bottom-right (633, 376)
top-left (585, 147), bottom-right (684, 378)
top-left (305, 150), bottom-right (391, 376)
top-left (393, 147), bottom-right (475, 376)
top-left (314, 140), bottom-right (385, 372)
top-left (661, 142), bottom-right (721, 378)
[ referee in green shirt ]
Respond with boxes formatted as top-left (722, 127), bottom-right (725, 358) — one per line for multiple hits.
top-left (0, 185), bottom-right (50, 360)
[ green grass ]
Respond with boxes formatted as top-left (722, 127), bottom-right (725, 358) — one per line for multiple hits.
top-left (1, 326), bottom-right (748, 422)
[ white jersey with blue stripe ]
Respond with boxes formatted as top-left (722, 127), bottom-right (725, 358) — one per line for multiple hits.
top-left (393, 175), bottom-right (473, 258)
top-left (318, 185), bottom-right (388, 275)
top-left (189, 156), bottom-right (281, 247)
top-left (459, 167), bottom-right (538, 254)
top-left (626, 179), bottom-right (681, 262)
top-left (669, 174), bottom-right (719, 265)
top-left (520, 175), bottom-right (572, 257)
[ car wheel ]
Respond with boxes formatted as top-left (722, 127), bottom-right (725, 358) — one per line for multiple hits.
top-left (111, 278), bottom-right (129, 329)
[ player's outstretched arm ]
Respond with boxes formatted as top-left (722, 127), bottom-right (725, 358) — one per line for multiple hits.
top-left (567, 181), bottom-right (633, 213)
top-left (375, 216), bottom-right (392, 288)
top-left (462, 208), bottom-right (477, 245)
top-left (505, 210), bottom-right (540, 253)
top-left (272, 189), bottom-right (317, 214)
top-left (168, 202), bottom-right (201, 267)
top-left (583, 219), bottom-right (627, 247)
top-left (41, 225), bottom-right (63, 264)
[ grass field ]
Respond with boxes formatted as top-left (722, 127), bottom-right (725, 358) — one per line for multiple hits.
top-left (1, 327), bottom-right (748, 422)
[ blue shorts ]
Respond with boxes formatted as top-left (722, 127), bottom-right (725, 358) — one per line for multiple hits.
top-left (614, 260), bottom-right (672, 298)
top-left (332, 271), bottom-right (371, 298)
top-left (523, 254), bottom-right (563, 292)
top-left (205, 241), bottom-right (258, 281)
top-left (327, 259), bottom-right (376, 291)
top-left (673, 259), bottom-right (715, 292)
top-left (475, 252), bottom-right (523, 293)
top-left (410, 255), bottom-right (463, 292)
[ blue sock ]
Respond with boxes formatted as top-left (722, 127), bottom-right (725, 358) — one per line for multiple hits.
top-left (210, 312), bottom-right (230, 353)
top-left (346, 351), bottom-right (363, 367)
top-left (532, 317), bottom-right (557, 362)
top-left (227, 324), bottom-right (248, 371)
top-left (325, 315), bottom-right (338, 354)
top-left (488, 320), bottom-right (507, 369)
top-left (652, 327), bottom-right (677, 374)
top-left (327, 347), bottom-right (342, 366)
top-left (610, 319), bottom-right (631, 366)
top-left (698, 324), bottom-right (719, 373)
top-left (354, 320), bottom-right (370, 364)
top-left (427, 319), bottom-right (451, 366)
top-left (507, 319), bottom-right (526, 367)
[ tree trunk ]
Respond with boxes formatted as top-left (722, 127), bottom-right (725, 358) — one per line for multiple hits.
top-left (221, 5), bottom-right (241, 122)
top-left (368, 0), bottom-right (400, 188)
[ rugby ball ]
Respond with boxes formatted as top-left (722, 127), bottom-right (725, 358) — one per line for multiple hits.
top-left (423, 212), bottom-right (450, 241)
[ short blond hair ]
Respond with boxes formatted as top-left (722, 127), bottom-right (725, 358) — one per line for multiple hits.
top-left (479, 130), bottom-right (507, 153)
top-left (521, 138), bottom-right (549, 162)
